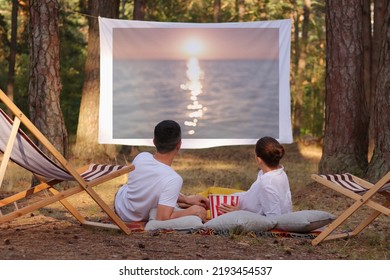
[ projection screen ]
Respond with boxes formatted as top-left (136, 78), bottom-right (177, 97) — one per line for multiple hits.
top-left (99, 17), bottom-right (292, 148)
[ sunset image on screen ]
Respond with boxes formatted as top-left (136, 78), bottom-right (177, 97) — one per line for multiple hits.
top-left (112, 27), bottom-right (280, 139)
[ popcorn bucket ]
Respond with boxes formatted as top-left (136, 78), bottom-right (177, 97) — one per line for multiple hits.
top-left (208, 194), bottom-right (239, 219)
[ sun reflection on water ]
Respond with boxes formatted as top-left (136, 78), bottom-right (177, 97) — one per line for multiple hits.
top-left (180, 57), bottom-right (207, 135)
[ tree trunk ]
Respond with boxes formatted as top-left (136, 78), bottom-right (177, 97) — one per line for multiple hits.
top-left (214, 0), bottom-right (221, 22)
top-left (369, 0), bottom-right (387, 159)
top-left (120, 0), bottom-right (128, 19)
top-left (257, 0), bottom-right (267, 20)
top-left (29, 0), bottom-right (68, 157)
top-left (362, 0), bottom-right (371, 159)
top-left (371, 0), bottom-right (387, 100)
top-left (75, 0), bottom-right (119, 160)
top-left (6, 0), bottom-right (18, 116)
top-left (319, 0), bottom-right (369, 176)
top-left (293, 0), bottom-right (310, 139)
top-left (366, 1), bottom-right (390, 181)
top-left (362, 0), bottom-right (371, 107)
top-left (237, 0), bottom-right (245, 22)
top-left (133, 0), bottom-right (146, 20)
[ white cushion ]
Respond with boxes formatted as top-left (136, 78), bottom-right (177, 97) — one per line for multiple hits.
top-left (145, 207), bottom-right (204, 231)
top-left (204, 210), bottom-right (276, 232)
top-left (145, 216), bottom-right (204, 231)
top-left (273, 210), bottom-right (336, 233)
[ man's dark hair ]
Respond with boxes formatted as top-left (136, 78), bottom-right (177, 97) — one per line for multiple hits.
top-left (154, 120), bottom-right (181, 153)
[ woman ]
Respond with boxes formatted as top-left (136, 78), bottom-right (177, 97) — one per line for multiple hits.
top-left (219, 136), bottom-right (292, 217)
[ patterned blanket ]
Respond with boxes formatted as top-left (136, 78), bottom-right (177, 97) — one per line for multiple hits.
top-left (122, 221), bottom-right (321, 239)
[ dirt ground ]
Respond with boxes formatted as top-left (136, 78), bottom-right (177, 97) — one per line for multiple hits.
top-left (0, 213), bottom-right (330, 260)
top-left (0, 206), bottom-right (388, 260)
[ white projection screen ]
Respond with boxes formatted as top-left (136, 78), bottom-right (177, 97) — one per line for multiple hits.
top-left (99, 17), bottom-right (292, 148)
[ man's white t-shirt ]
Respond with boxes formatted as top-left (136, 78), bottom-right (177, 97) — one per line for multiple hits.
top-left (236, 166), bottom-right (292, 217)
top-left (114, 152), bottom-right (183, 222)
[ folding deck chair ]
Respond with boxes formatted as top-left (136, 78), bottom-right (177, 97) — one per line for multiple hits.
top-left (0, 89), bottom-right (134, 234)
top-left (311, 172), bottom-right (390, 245)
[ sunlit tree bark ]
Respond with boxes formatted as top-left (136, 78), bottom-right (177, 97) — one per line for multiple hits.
top-left (237, 0), bottom-right (245, 22)
top-left (6, 0), bottom-right (18, 116)
top-left (75, 0), bottom-right (119, 159)
top-left (292, 0), bottom-right (311, 139)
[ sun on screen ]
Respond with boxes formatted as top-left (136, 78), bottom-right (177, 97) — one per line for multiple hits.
top-left (183, 38), bottom-right (204, 57)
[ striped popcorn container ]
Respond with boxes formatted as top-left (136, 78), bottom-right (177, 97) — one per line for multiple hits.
top-left (208, 194), bottom-right (239, 219)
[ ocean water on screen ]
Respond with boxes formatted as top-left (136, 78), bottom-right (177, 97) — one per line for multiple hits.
top-left (113, 58), bottom-right (279, 139)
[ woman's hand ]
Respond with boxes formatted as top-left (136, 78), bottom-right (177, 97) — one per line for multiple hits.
top-left (218, 202), bottom-right (239, 214)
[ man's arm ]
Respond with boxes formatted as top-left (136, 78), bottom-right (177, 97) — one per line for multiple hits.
top-left (156, 204), bottom-right (207, 222)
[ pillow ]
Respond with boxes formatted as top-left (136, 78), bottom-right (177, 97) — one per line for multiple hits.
top-left (273, 210), bottom-right (336, 233)
top-left (145, 216), bottom-right (204, 231)
top-left (146, 207), bottom-right (204, 231)
top-left (203, 210), bottom-right (276, 233)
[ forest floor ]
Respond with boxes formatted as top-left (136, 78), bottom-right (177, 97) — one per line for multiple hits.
top-left (0, 142), bottom-right (389, 260)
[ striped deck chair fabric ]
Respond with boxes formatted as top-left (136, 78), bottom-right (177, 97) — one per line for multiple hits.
top-left (311, 172), bottom-right (390, 245)
top-left (0, 109), bottom-right (129, 182)
top-left (318, 173), bottom-right (390, 193)
top-left (0, 89), bottom-right (134, 234)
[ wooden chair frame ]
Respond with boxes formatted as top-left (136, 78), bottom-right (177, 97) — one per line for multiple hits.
top-left (0, 89), bottom-right (134, 234)
top-left (311, 172), bottom-right (390, 245)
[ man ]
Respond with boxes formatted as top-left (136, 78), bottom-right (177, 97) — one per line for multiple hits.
top-left (114, 120), bottom-right (208, 223)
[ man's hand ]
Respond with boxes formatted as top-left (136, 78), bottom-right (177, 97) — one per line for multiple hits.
top-left (178, 194), bottom-right (209, 209)
top-left (187, 205), bottom-right (207, 222)
top-left (186, 195), bottom-right (209, 209)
